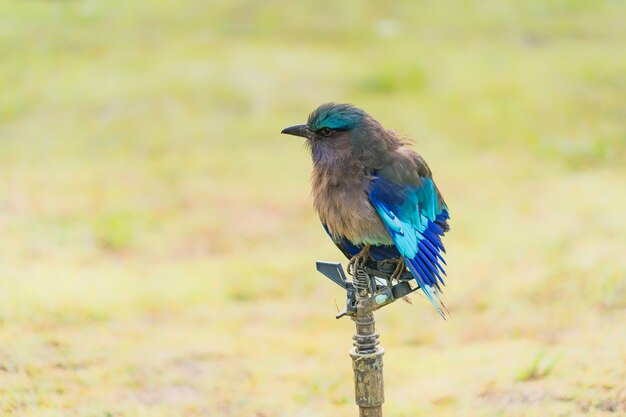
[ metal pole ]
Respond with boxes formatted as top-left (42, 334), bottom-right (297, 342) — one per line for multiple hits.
top-left (317, 261), bottom-right (416, 416)
top-left (350, 267), bottom-right (384, 417)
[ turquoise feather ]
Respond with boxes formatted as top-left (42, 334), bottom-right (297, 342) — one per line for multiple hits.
top-left (369, 176), bottom-right (450, 318)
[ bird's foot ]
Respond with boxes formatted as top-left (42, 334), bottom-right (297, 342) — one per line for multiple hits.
top-left (389, 258), bottom-right (411, 303)
top-left (347, 244), bottom-right (371, 276)
top-left (389, 257), bottom-right (406, 281)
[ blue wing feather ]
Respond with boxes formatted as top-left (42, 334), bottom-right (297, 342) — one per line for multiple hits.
top-left (369, 175), bottom-right (450, 317)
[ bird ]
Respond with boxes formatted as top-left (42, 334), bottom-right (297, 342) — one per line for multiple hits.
top-left (281, 103), bottom-right (450, 317)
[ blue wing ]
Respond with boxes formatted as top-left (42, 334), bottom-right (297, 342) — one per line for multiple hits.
top-left (369, 175), bottom-right (450, 317)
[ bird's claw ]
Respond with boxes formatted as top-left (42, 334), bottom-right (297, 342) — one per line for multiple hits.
top-left (347, 244), bottom-right (371, 276)
top-left (389, 258), bottom-right (406, 281)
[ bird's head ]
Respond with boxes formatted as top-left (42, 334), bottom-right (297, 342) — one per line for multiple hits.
top-left (281, 102), bottom-right (365, 140)
top-left (282, 103), bottom-right (392, 165)
top-left (281, 103), bottom-right (399, 168)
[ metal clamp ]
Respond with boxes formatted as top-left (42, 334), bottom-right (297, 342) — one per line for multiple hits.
top-left (316, 261), bottom-right (420, 319)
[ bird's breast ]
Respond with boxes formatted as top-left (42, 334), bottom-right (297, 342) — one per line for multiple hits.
top-left (311, 170), bottom-right (392, 246)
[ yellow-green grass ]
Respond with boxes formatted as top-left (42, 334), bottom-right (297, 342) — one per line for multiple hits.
top-left (1, 0), bottom-right (625, 416)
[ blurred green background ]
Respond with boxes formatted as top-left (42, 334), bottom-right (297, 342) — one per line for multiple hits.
top-left (1, 1), bottom-right (625, 416)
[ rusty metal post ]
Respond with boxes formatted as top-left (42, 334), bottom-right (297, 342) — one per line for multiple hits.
top-left (316, 261), bottom-right (419, 416)
top-left (350, 267), bottom-right (384, 417)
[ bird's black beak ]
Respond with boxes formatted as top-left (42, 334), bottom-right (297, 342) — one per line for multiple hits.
top-left (281, 124), bottom-right (314, 140)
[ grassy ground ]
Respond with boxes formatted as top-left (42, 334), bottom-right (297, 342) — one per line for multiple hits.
top-left (1, 1), bottom-right (625, 416)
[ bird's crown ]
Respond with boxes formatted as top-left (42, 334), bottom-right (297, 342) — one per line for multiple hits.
top-left (307, 103), bottom-right (366, 132)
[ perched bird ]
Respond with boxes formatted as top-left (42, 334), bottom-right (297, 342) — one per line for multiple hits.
top-left (281, 103), bottom-right (450, 317)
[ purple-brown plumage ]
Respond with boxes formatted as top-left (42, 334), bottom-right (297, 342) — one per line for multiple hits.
top-left (282, 103), bottom-right (450, 316)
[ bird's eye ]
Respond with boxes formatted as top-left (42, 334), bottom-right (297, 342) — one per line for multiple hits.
top-left (320, 127), bottom-right (333, 137)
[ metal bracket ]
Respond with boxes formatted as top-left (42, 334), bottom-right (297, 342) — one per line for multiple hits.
top-left (316, 261), bottom-right (420, 319)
